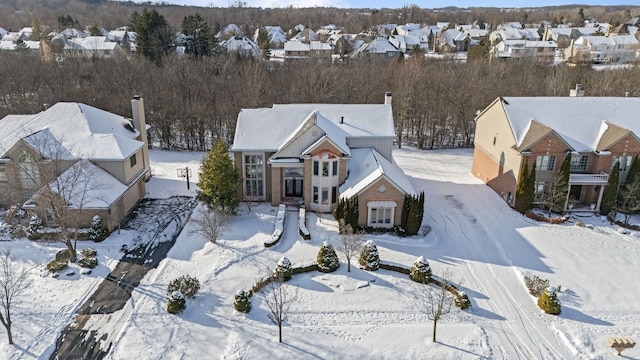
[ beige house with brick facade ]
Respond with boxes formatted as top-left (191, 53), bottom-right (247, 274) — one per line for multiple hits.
top-left (472, 94), bottom-right (640, 212)
top-left (0, 97), bottom-right (150, 231)
top-left (230, 93), bottom-right (416, 228)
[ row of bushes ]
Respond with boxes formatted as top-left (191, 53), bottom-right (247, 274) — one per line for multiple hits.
top-left (524, 274), bottom-right (561, 315)
top-left (235, 241), bottom-right (471, 313)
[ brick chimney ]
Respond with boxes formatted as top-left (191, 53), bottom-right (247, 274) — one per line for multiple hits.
top-left (131, 95), bottom-right (151, 180)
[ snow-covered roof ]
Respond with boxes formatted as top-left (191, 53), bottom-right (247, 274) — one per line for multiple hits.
top-left (339, 148), bottom-right (415, 199)
top-left (611, 35), bottom-right (639, 45)
top-left (0, 40), bottom-right (39, 50)
top-left (231, 103), bottom-right (395, 152)
top-left (0, 102), bottom-right (143, 160)
top-left (357, 37), bottom-right (400, 54)
top-left (65, 36), bottom-right (117, 51)
top-left (222, 36), bottom-right (258, 51)
top-left (500, 97), bottom-right (640, 152)
top-left (47, 159), bottom-right (128, 209)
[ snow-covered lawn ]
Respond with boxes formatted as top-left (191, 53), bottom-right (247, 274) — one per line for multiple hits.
top-left (1, 147), bottom-right (640, 359)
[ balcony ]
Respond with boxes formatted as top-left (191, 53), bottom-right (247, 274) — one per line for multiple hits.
top-left (569, 173), bottom-right (609, 185)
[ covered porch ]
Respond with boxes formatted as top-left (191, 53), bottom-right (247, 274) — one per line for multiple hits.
top-left (565, 173), bottom-right (609, 212)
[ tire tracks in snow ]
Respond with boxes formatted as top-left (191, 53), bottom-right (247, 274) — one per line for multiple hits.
top-left (426, 193), bottom-right (574, 359)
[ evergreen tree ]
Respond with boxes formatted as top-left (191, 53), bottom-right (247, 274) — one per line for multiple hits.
top-left (130, 8), bottom-right (173, 65)
top-left (601, 161), bottom-right (620, 215)
top-left (182, 13), bottom-right (215, 60)
top-left (197, 141), bottom-right (241, 215)
top-left (537, 287), bottom-right (561, 315)
top-left (317, 241), bottom-right (340, 273)
top-left (625, 155), bottom-right (640, 187)
top-left (257, 27), bottom-right (270, 51)
top-left (358, 240), bottom-right (380, 271)
top-left (89, 215), bottom-right (109, 242)
top-left (87, 24), bottom-right (102, 36)
top-left (515, 158), bottom-right (532, 213)
top-left (410, 256), bottom-right (432, 283)
top-left (167, 291), bottom-right (186, 314)
top-left (234, 289), bottom-right (251, 313)
top-left (273, 257), bottom-right (292, 281)
top-left (405, 193), bottom-right (424, 236)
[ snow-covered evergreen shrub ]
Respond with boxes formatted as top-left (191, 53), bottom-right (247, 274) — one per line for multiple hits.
top-left (455, 291), bottom-right (472, 310)
top-left (537, 287), bottom-right (561, 315)
top-left (167, 291), bottom-right (186, 314)
top-left (47, 259), bottom-right (68, 273)
top-left (317, 241), bottom-right (340, 273)
top-left (26, 215), bottom-right (43, 240)
top-left (410, 256), bottom-right (432, 283)
top-left (89, 215), bottom-right (110, 242)
top-left (234, 289), bottom-right (251, 313)
top-left (55, 249), bottom-right (72, 261)
top-left (167, 275), bottom-right (201, 299)
top-left (78, 257), bottom-right (98, 268)
top-left (524, 274), bottom-right (549, 297)
top-left (81, 248), bottom-right (98, 258)
top-left (358, 240), bottom-right (380, 271)
top-left (274, 257), bottom-right (293, 281)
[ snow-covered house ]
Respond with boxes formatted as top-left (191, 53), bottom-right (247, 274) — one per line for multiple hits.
top-left (565, 35), bottom-right (639, 64)
top-left (438, 29), bottom-right (470, 53)
top-left (490, 40), bottom-right (557, 65)
top-left (472, 90), bottom-right (640, 212)
top-left (254, 26), bottom-right (287, 48)
top-left (230, 93), bottom-right (416, 228)
top-left (221, 36), bottom-right (259, 58)
top-left (63, 36), bottom-right (122, 58)
top-left (352, 37), bottom-right (402, 60)
top-left (216, 24), bottom-right (242, 40)
top-left (284, 40), bottom-right (332, 60)
top-left (0, 97), bottom-right (151, 231)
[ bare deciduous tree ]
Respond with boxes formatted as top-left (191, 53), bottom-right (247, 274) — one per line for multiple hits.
top-left (263, 273), bottom-right (299, 343)
top-left (0, 250), bottom-right (33, 345)
top-left (617, 178), bottom-right (640, 224)
top-left (541, 174), bottom-right (568, 217)
top-left (191, 206), bottom-right (228, 243)
top-left (12, 134), bottom-right (108, 262)
top-left (337, 219), bottom-right (363, 272)
top-left (424, 268), bottom-right (456, 343)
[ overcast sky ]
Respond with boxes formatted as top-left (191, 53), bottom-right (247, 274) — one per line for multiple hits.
top-left (151, 0), bottom-right (635, 9)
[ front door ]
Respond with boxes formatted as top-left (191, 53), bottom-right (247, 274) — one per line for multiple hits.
top-left (570, 184), bottom-right (582, 203)
top-left (285, 178), bottom-right (303, 197)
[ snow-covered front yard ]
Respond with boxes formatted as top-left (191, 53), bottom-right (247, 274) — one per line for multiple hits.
top-left (1, 147), bottom-right (639, 359)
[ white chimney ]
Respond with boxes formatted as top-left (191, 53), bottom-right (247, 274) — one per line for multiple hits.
top-left (385, 92), bottom-right (392, 105)
top-left (131, 95), bottom-right (151, 179)
top-left (569, 84), bottom-right (584, 97)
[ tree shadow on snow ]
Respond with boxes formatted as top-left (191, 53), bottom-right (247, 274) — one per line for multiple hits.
top-left (560, 306), bottom-right (613, 326)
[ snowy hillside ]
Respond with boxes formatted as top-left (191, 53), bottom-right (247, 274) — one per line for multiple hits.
top-left (1, 147), bottom-right (639, 359)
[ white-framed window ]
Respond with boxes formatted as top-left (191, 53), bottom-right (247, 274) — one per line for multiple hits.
top-left (534, 182), bottom-right (547, 202)
top-left (570, 155), bottom-right (589, 171)
top-left (244, 154), bottom-right (264, 198)
top-left (612, 156), bottom-right (632, 171)
top-left (311, 154), bottom-right (339, 209)
top-left (536, 155), bottom-right (556, 171)
top-left (18, 153), bottom-right (39, 194)
top-left (367, 201), bottom-right (396, 228)
top-left (0, 164), bottom-right (7, 183)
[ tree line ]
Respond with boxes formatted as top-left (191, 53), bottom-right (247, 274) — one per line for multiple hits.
top-left (2, 50), bottom-right (640, 151)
